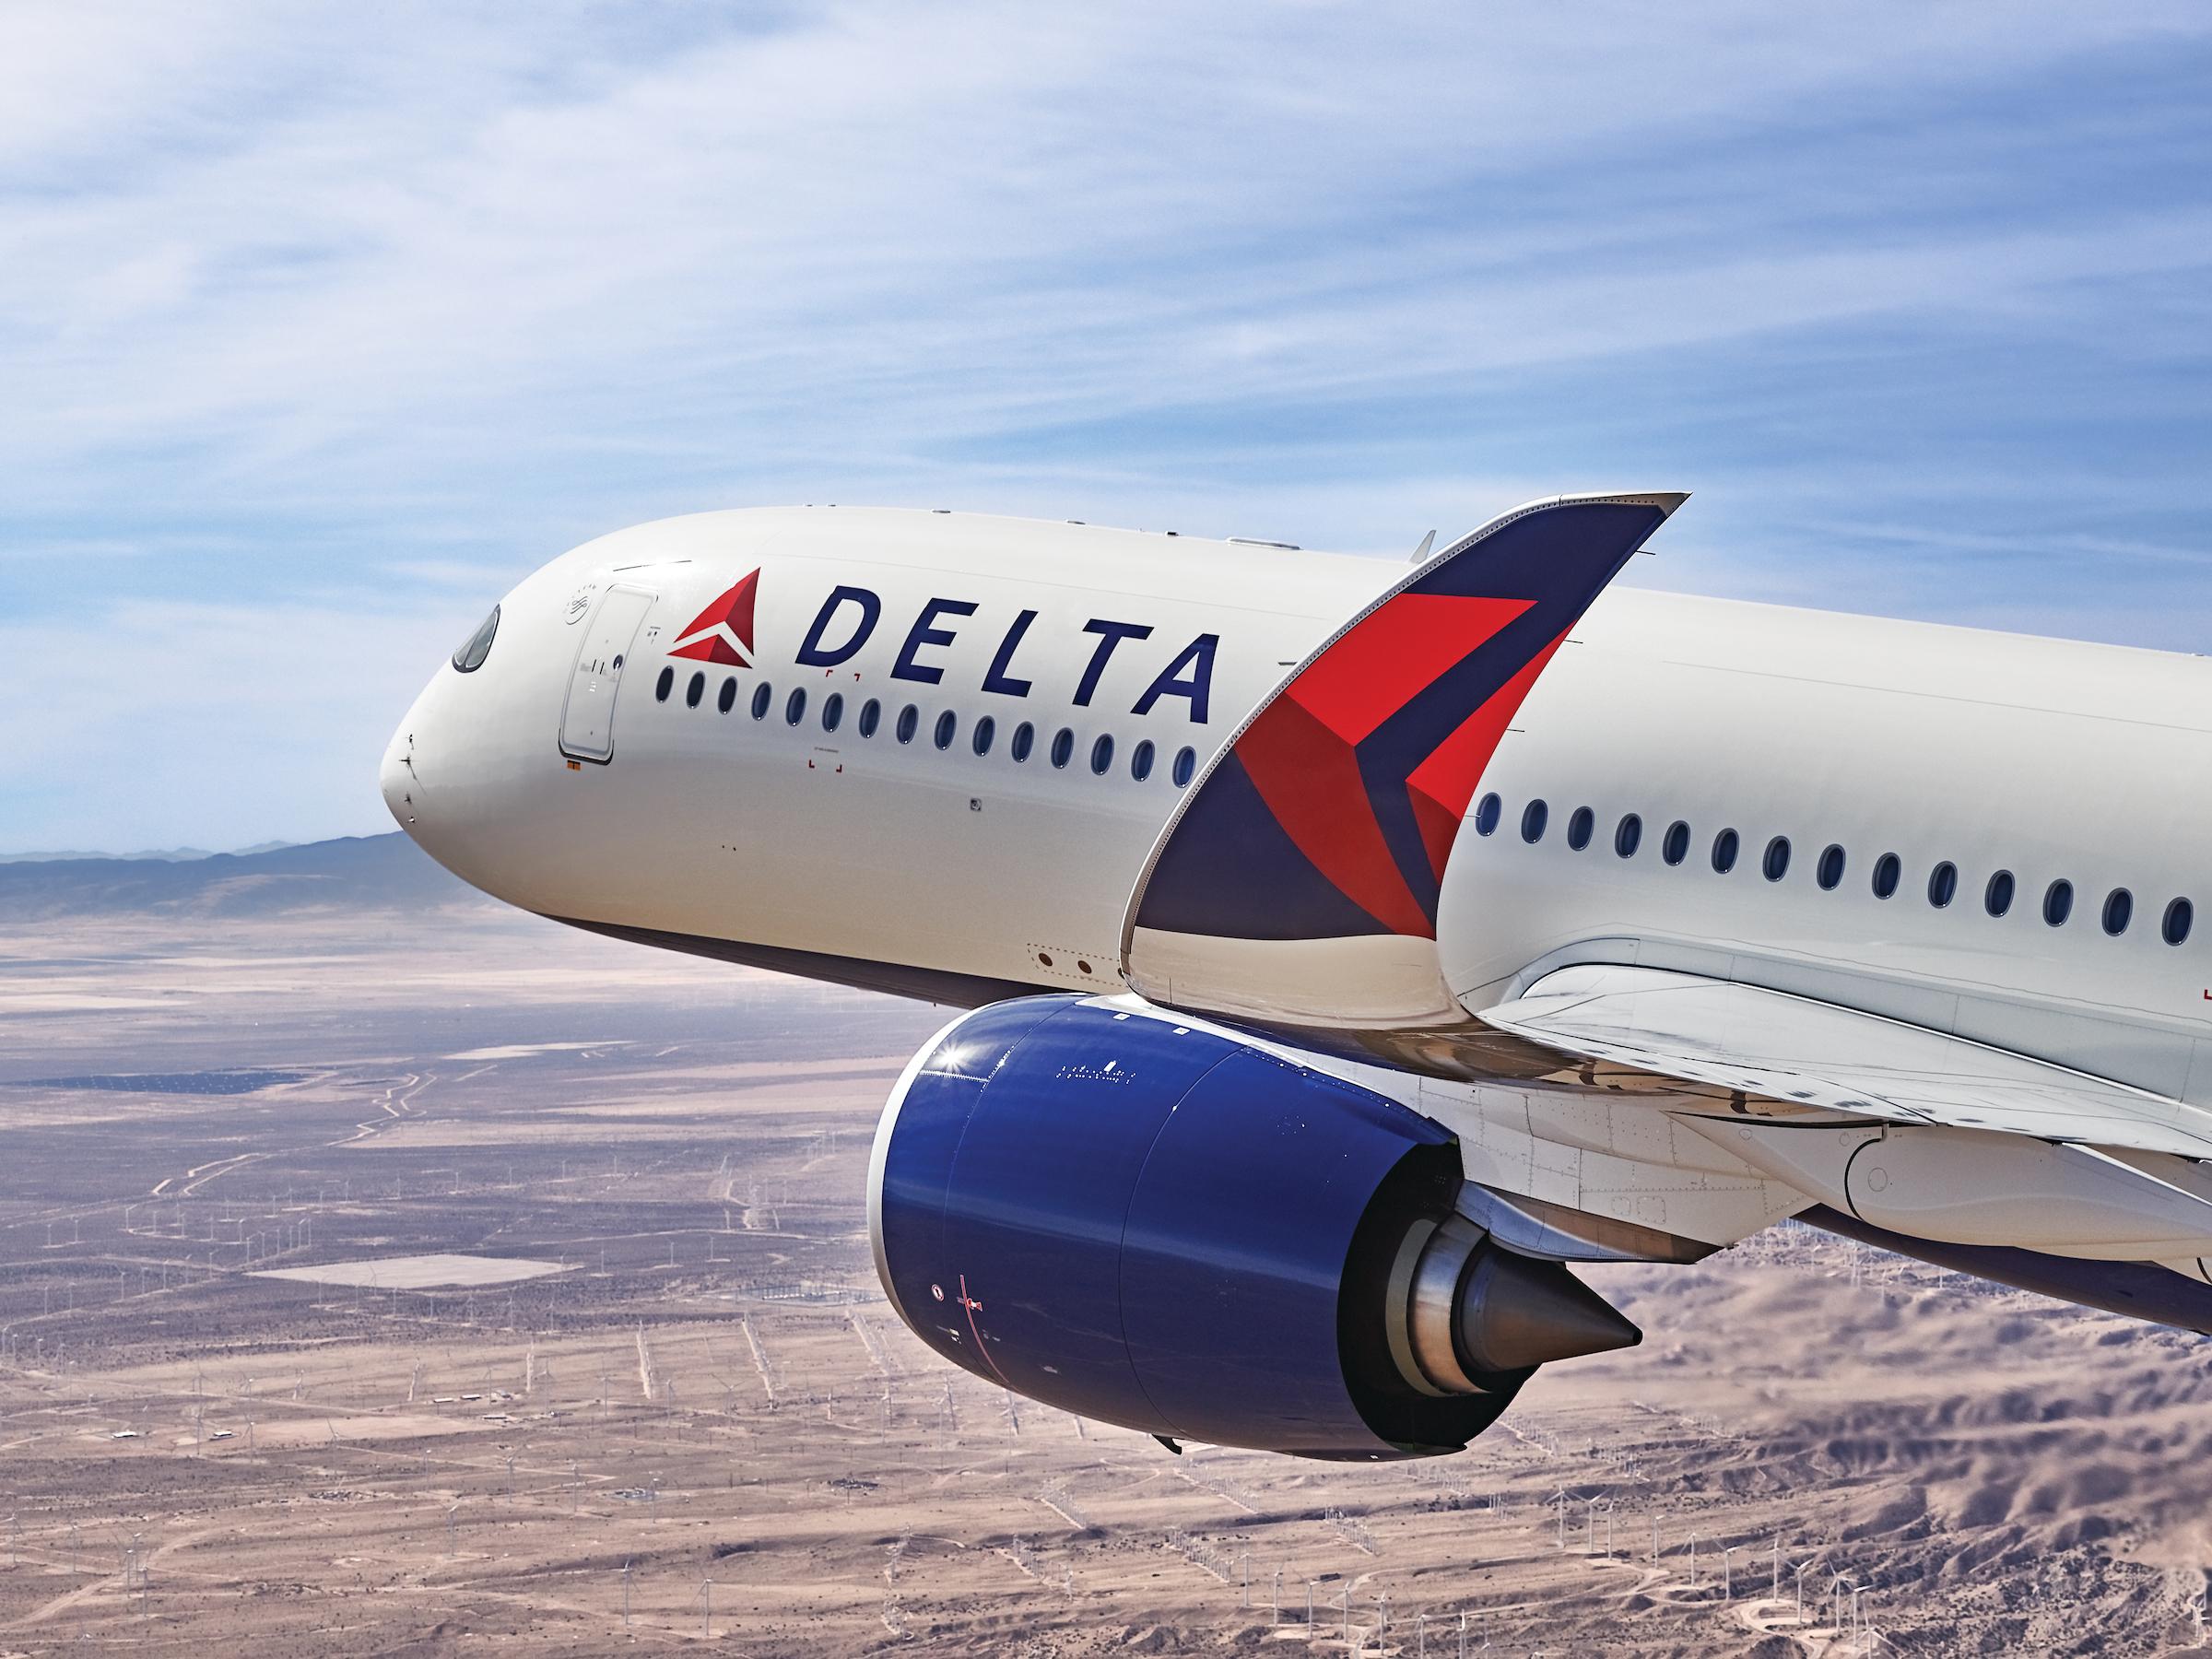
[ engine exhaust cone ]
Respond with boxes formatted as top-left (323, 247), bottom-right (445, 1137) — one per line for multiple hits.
top-left (1457, 1249), bottom-right (1641, 1372)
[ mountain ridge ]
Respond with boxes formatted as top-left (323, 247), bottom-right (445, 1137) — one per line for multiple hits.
top-left (0, 833), bottom-right (484, 921)
top-left (0, 841), bottom-right (296, 865)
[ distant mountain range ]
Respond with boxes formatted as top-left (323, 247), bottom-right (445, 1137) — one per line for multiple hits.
top-left (0, 833), bottom-right (486, 920)
top-left (0, 841), bottom-right (297, 865)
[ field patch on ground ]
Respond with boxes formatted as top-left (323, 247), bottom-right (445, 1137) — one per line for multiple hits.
top-left (253, 1253), bottom-right (571, 1288)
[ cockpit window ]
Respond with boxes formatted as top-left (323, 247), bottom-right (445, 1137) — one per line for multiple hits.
top-left (451, 606), bottom-right (500, 673)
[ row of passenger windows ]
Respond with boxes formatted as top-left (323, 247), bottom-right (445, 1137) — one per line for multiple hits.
top-left (1474, 793), bottom-right (2193, 947)
top-left (653, 667), bottom-right (1198, 786)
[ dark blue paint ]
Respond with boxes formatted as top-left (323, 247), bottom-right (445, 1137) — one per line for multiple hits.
top-left (982, 607), bottom-right (1040, 696)
top-left (1118, 1048), bottom-right (1448, 1448)
top-left (794, 584), bottom-right (881, 666)
top-left (877, 996), bottom-right (1473, 1456)
top-left (891, 597), bottom-right (977, 684)
top-left (1132, 633), bottom-right (1218, 721)
top-left (1353, 504), bottom-right (1664, 927)
top-left (783, 582), bottom-right (1214, 718)
top-left (1138, 757), bottom-right (1393, 940)
top-left (1135, 498), bottom-right (1666, 944)
top-left (1074, 619), bottom-right (1154, 706)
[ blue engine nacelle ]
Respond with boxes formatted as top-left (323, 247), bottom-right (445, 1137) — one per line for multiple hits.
top-left (869, 996), bottom-right (1634, 1459)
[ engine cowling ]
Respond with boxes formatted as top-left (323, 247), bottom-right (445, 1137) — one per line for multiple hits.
top-left (868, 995), bottom-right (1639, 1459)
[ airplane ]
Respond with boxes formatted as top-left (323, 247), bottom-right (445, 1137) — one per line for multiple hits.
top-left (384, 493), bottom-right (2212, 1460)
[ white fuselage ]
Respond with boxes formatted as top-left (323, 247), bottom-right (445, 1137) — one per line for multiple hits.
top-left (384, 506), bottom-right (2212, 1111)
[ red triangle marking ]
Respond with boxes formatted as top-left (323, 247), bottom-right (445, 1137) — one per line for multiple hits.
top-left (1402, 628), bottom-right (1570, 879)
top-left (1286, 594), bottom-right (1531, 746)
top-left (668, 633), bottom-right (747, 665)
top-left (674, 571), bottom-right (759, 655)
top-left (1407, 786), bottom-right (1463, 887)
top-left (1236, 694), bottom-right (1434, 939)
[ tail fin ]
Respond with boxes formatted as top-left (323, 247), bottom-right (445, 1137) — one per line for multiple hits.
top-left (1122, 491), bottom-right (1685, 1025)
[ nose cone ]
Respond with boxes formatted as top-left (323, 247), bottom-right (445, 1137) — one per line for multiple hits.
top-left (381, 664), bottom-right (477, 886)
top-left (382, 559), bottom-right (612, 915)
top-left (377, 592), bottom-right (555, 910)
top-left (1457, 1249), bottom-right (1641, 1372)
top-left (381, 723), bottom-right (419, 833)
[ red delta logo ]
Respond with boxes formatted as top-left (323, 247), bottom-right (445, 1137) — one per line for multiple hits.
top-left (666, 571), bottom-right (759, 666)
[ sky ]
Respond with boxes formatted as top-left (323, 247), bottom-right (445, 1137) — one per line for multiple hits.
top-left (4, 2), bottom-right (2209, 853)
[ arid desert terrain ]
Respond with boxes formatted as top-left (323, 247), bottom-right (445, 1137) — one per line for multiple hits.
top-left (3, 839), bottom-right (2211, 1656)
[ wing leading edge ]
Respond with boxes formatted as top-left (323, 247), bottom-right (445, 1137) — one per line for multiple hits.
top-left (1480, 963), bottom-right (2212, 1263)
top-left (1478, 962), bottom-right (2212, 1159)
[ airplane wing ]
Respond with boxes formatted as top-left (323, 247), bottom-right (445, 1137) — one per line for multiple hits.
top-left (1121, 491), bottom-right (1685, 1027)
top-left (1479, 962), bottom-right (2212, 1160)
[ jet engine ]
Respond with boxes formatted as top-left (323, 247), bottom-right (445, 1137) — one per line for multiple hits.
top-left (868, 995), bottom-right (1640, 1459)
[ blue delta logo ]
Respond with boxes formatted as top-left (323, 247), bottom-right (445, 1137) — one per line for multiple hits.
top-left (793, 583), bottom-right (1218, 721)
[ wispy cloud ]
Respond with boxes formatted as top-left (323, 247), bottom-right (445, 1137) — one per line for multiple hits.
top-left (3, 1), bottom-right (2209, 848)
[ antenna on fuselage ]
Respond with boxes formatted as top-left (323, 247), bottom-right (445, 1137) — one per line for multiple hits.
top-left (1409, 529), bottom-right (1436, 564)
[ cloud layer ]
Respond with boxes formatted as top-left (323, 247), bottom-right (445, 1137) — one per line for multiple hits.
top-left (5, 2), bottom-right (2209, 848)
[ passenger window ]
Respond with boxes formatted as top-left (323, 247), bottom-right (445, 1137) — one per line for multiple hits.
top-left (1984, 869), bottom-right (2014, 917)
top-left (934, 710), bottom-right (958, 750)
top-left (785, 688), bottom-right (807, 725)
top-left (896, 704), bottom-right (920, 744)
top-left (1090, 735), bottom-right (1114, 775)
top-left (2163, 898), bottom-right (2193, 946)
top-left (752, 682), bottom-right (773, 721)
top-left (1011, 722), bottom-right (1035, 762)
top-left (1130, 738), bottom-right (1155, 781)
top-left (1567, 807), bottom-right (1594, 851)
top-left (1171, 746), bottom-right (1196, 786)
top-left (1521, 799), bottom-right (1548, 843)
top-left (1615, 813), bottom-right (1642, 858)
top-left (1662, 820), bottom-right (1689, 865)
top-left (1711, 829), bottom-right (1739, 874)
top-left (2043, 878), bottom-right (2073, 926)
top-left (821, 691), bottom-right (844, 732)
top-left (1050, 728), bottom-right (1075, 769)
top-left (1872, 853), bottom-right (1900, 899)
top-left (858, 697), bottom-right (881, 738)
top-left (2103, 888), bottom-right (2133, 935)
top-left (686, 672), bottom-right (706, 709)
top-left (1927, 861), bottom-right (1957, 908)
top-left (655, 666), bottom-right (675, 703)
top-left (1762, 836), bottom-right (1790, 881)
top-left (972, 714), bottom-right (996, 756)
top-left (717, 677), bottom-right (737, 714)
top-left (1817, 844), bottom-right (1844, 890)
top-left (1475, 794), bottom-right (1502, 836)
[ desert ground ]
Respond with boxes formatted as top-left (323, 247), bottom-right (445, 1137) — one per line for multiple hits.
top-left (4, 894), bottom-right (2212, 1655)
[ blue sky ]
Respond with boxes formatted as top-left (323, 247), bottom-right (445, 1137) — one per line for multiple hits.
top-left (4, 2), bottom-right (2209, 852)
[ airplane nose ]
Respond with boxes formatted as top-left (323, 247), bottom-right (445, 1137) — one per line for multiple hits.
top-left (381, 724), bottom-right (420, 831)
top-left (383, 651), bottom-right (458, 853)
top-left (378, 599), bottom-right (539, 905)
top-left (382, 669), bottom-right (484, 888)
top-left (381, 582), bottom-right (567, 911)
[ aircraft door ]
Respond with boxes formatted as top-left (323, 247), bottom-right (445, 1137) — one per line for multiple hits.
top-left (559, 584), bottom-right (656, 763)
